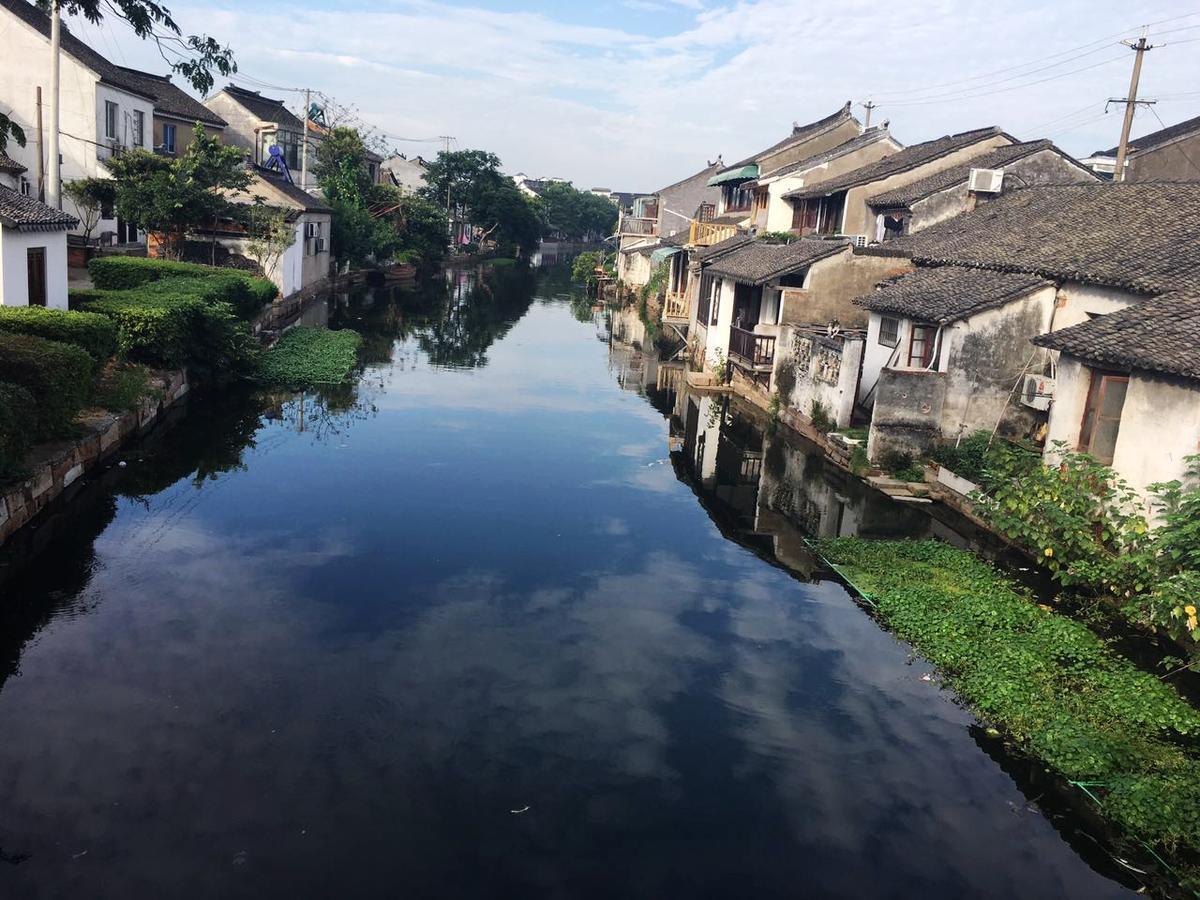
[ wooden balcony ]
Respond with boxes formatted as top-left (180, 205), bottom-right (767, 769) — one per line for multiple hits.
top-left (663, 290), bottom-right (689, 322)
top-left (729, 326), bottom-right (776, 369)
top-left (618, 216), bottom-right (657, 236)
top-left (688, 220), bottom-right (739, 247)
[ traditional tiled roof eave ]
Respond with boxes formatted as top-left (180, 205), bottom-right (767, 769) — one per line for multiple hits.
top-left (1032, 291), bottom-right (1200, 381)
top-left (0, 150), bottom-right (26, 175)
top-left (710, 102), bottom-right (857, 179)
top-left (854, 265), bottom-right (1053, 325)
top-left (0, 185), bottom-right (79, 230)
top-left (706, 238), bottom-right (849, 286)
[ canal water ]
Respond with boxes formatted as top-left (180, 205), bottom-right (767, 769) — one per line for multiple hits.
top-left (0, 264), bottom-right (1137, 899)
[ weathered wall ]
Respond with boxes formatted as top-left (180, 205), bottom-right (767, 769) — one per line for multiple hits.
top-left (907, 148), bottom-right (1098, 233)
top-left (202, 93), bottom-right (260, 160)
top-left (867, 368), bottom-right (947, 460)
top-left (657, 167), bottom-right (720, 234)
top-left (618, 250), bottom-right (653, 288)
top-left (840, 134), bottom-right (1012, 236)
top-left (939, 287), bottom-right (1056, 442)
top-left (783, 250), bottom-right (912, 329)
top-left (1050, 281), bottom-right (1141, 332)
top-left (1126, 132), bottom-right (1200, 182)
top-left (860, 311), bottom-right (908, 406)
top-left (1046, 359), bottom-right (1200, 519)
top-left (701, 277), bottom-right (738, 370)
top-left (0, 229), bottom-right (70, 309)
top-left (777, 328), bottom-right (864, 427)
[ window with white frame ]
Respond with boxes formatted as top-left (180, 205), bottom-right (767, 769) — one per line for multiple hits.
top-left (131, 110), bottom-right (144, 148)
top-left (105, 101), bottom-right (119, 140)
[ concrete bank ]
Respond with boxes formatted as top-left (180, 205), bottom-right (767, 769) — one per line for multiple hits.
top-left (0, 370), bottom-right (189, 547)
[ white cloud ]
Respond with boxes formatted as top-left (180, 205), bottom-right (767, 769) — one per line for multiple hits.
top-left (64, 1), bottom-right (1200, 190)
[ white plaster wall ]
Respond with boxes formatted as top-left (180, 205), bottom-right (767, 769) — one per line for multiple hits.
top-left (1046, 358), bottom-right (1200, 516)
top-left (201, 92), bottom-right (259, 160)
top-left (703, 277), bottom-right (737, 370)
top-left (0, 229), bottom-right (69, 309)
top-left (859, 312), bottom-right (910, 405)
top-left (1050, 281), bottom-right (1140, 332)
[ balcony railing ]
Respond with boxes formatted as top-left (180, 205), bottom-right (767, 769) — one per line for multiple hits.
top-left (729, 326), bottom-right (776, 369)
top-left (618, 216), bottom-right (657, 236)
top-left (688, 220), bottom-right (738, 247)
top-left (663, 290), bottom-right (689, 321)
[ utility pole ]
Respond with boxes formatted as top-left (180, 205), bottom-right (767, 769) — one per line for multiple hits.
top-left (1112, 30), bottom-right (1153, 183)
top-left (300, 88), bottom-right (311, 192)
top-left (860, 100), bottom-right (876, 129)
top-left (47, 0), bottom-right (61, 209)
top-left (35, 86), bottom-right (45, 202)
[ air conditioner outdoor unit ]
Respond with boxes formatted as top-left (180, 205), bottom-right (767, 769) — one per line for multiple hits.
top-left (838, 234), bottom-right (868, 247)
top-left (1021, 373), bottom-right (1055, 410)
top-left (969, 167), bottom-right (1005, 193)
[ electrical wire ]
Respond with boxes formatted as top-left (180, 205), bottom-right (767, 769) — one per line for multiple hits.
top-left (1147, 106), bottom-right (1200, 176)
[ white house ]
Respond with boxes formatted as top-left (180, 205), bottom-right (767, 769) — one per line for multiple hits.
top-left (0, 151), bottom-right (77, 308)
top-left (0, 0), bottom-right (154, 245)
top-left (1032, 293), bottom-right (1200, 506)
top-left (203, 86), bottom-right (315, 190)
top-left (382, 155), bottom-right (428, 195)
top-left (202, 168), bottom-right (332, 298)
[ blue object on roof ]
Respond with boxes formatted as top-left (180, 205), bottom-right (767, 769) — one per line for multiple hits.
top-left (264, 144), bottom-right (294, 185)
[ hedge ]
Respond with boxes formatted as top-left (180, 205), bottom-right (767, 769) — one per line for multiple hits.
top-left (0, 381), bottom-right (36, 481)
top-left (0, 306), bottom-right (118, 364)
top-left (87, 257), bottom-right (277, 318)
top-left (0, 334), bottom-right (94, 439)
top-left (76, 293), bottom-right (199, 367)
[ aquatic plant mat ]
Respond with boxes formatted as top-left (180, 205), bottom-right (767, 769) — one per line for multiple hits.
top-left (256, 328), bottom-right (363, 387)
top-left (815, 538), bottom-right (1200, 893)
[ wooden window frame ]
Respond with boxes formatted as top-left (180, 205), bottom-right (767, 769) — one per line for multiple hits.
top-left (1078, 370), bottom-right (1129, 465)
top-left (907, 324), bottom-right (935, 368)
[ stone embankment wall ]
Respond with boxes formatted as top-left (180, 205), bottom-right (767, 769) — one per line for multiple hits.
top-left (0, 370), bottom-right (189, 547)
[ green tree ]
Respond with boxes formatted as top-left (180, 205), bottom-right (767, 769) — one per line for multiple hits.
top-left (539, 182), bottom-right (618, 241)
top-left (0, 1), bottom-right (236, 153)
top-left (421, 149), bottom-right (542, 255)
top-left (62, 177), bottom-right (115, 245)
top-left (107, 126), bottom-right (249, 258)
top-left (367, 186), bottom-right (447, 269)
top-left (243, 202), bottom-right (295, 282)
top-left (313, 126), bottom-right (398, 268)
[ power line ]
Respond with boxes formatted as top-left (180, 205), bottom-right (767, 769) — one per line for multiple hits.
top-left (1147, 105), bottom-right (1200, 176)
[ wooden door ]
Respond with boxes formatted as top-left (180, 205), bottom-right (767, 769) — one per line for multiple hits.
top-left (26, 247), bottom-right (47, 307)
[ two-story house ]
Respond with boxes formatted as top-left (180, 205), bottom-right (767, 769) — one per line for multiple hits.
top-left (203, 85), bottom-right (315, 187)
top-left (0, 0), bottom-right (155, 245)
top-left (110, 66), bottom-right (227, 157)
top-left (852, 182), bottom-right (1200, 487)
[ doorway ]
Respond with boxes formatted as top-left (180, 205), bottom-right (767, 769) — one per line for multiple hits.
top-left (26, 247), bottom-right (47, 307)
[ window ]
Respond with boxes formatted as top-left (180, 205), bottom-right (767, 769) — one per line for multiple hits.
top-left (104, 100), bottom-right (118, 139)
top-left (879, 315), bottom-right (900, 347)
top-left (19, 176), bottom-right (31, 197)
top-left (163, 123), bottom-right (176, 155)
top-left (131, 110), bottom-right (144, 148)
top-left (709, 278), bottom-right (721, 326)
top-left (697, 202), bottom-right (715, 223)
top-left (1078, 371), bottom-right (1128, 464)
top-left (27, 248), bottom-right (47, 307)
top-left (880, 213), bottom-right (907, 242)
top-left (907, 324), bottom-right (935, 368)
top-left (697, 273), bottom-right (713, 323)
top-left (724, 183), bottom-right (753, 212)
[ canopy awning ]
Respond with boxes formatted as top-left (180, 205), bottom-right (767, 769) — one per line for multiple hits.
top-left (707, 164), bottom-right (759, 186)
top-left (650, 246), bottom-right (682, 265)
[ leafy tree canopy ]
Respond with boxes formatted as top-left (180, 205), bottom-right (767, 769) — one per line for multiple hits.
top-left (538, 182), bottom-right (618, 241)
top-left (421, 149), bottom-right (541, 255)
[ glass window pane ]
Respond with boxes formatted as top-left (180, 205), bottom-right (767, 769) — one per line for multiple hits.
top-left (1090, 416), bottom-right (1121, 464)
top-left (1099, 377), bottom-right (1128, 418)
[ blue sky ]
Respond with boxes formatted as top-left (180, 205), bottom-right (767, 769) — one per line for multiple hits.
top-left (65, 0), bottom-right (1200, 191)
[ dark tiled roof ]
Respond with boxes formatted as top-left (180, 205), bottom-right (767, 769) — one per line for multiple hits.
top-left (250, 166), bottom-right (331, 212)
top-left (715, 102), bottom-right (856, 175)
top-left (218, 85), bottom-right (305, 131)
top-left (112, 66), bottom-right (226, 127)
top-left (654, 161), bottom-right (724, 195)
top-left (696, 232), bottom-right (753, 262)
top-left (0, 150), bottom-right (25, 174)
top-left (0, 185), bottom-right (79, 230)
top-left (757, 129), bottom-right (895, 182)
top-left (1095, 112), bottom-right (1200, 158)
top-left (854, 265), bottom-right (1052, 324)
top-left (706, 238), bottom-right (848, 286)
top-left (866, 140), bottom-right (1092, 208)
top-left (899, 182), bottom-right (1200, 295)
top-left (1033, 292), bottom-right (1200, 381)
top-left (783, 127), bottom-right (1009, 201)
top-left (0, 0), bottom-right (155, 100)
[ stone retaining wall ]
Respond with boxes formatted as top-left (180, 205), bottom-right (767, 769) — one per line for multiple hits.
top-left (0, 370), bottom-right (189, 547)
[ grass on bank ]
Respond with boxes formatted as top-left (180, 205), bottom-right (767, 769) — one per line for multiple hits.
top-left (256, 327), bottom-right (363, 387)
top-left (816, 537), bottom-right (1200, 888)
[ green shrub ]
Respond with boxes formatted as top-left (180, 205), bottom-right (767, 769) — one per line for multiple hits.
top-left (0, 334), bottom-right (93, 438)
top-left (87, 257), bottom-right (277, 319)
top-left (256, 327), bottom-right (362, 386)
top-left (0, 381), bottom-right (36, 481)
top-left (930, 431), bottom-right (996, 485)
top-left (809, 399), bottom-right (833, 433)
top-left (94, 363), bottom-right (160, 412)
top-left (77, 294), bottom-right (199, 367)
top-left (0, 306), bottom-right (118, 363)
top-left (88, 256), bottom-right (227, 290)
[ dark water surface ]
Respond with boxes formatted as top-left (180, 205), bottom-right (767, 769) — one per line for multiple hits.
top-left (0, 266), bottom-right (1135, 899)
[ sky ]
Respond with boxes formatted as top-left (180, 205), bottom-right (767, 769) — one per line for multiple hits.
top-left (63, 0), bottom-right (1200, 192)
